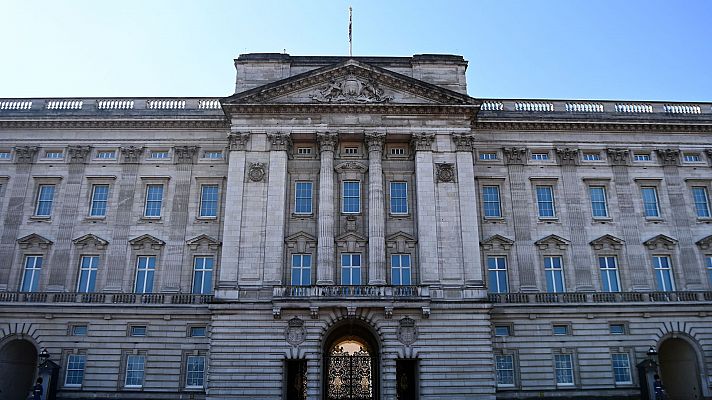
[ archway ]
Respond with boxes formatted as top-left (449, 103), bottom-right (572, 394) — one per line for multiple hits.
top-left (659, 338), bottom-right (702, 400)
top-left (0, 339), bottom-right (38, 400)
top-left (323, 321), bottom-right (379, 400)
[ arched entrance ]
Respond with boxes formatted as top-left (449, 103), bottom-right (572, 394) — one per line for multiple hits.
top-left (659, 338), bottom-right (702, 400)
top-left (0, 338), bottom-right (38, 400)
top-left (323, 322), bottom-right (379, 400)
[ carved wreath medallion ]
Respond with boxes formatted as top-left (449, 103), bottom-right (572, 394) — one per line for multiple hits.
top-left (436, 163), bottom-right (455, 183)
top-left (248, 162), bottom-right (266, 182)
top-left (311, 75), bottom-right (392, 103)
top-left (397, 317), bottom-right (417, 345)
top-left (285, 317), bottom-right (306, 346)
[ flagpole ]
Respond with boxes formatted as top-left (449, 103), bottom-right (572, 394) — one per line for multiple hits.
top-left (349, 6), bottom-right (353, 57)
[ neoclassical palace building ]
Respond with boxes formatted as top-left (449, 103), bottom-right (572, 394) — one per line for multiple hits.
top-left (0, 54), bottom-right (711, 400)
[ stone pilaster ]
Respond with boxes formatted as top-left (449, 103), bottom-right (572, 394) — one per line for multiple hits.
top-left (316, 132), bottom-right (337, 285)
top-left (263, 133), bottom-right (291, 285)
top-left (412, 133), bottom-right (439, 284)
top-left (366, 132), bottom-right (386, 285)
top-left (216, 133), bottom-right (249, 298)
top-left (68, 145), bottom-right (92, 164)
top-left (453, 134), bottom-right (483, 286)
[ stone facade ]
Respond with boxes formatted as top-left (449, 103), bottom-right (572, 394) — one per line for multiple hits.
top-left (0, 54), bottom-right (710, 400)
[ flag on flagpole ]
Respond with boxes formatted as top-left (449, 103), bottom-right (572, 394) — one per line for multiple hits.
top-left (349, 6), bottom-right (352, 56)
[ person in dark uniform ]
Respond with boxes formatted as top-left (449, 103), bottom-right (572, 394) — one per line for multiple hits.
top-left (653, 374), bottom-right (667, 400)
top-left (32, 377), bottom-right (43, 400)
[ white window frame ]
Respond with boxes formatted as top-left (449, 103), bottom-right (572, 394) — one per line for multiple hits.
top-left (149, 150), bottom-right (170, 159)
top-left (199, 184), bottom-right (219, 218)
top-left (124, 354), bottom-right (145, 387)
top-left (482, 185), bottom-right (502, 218)
top-left (44, 150), bottom-right (64, 159)
top-left (202, 150), bottom-right (223, 160)
top-left (707, 256), bottom-right (712, 288)
top-left (390, 254), bottom-right (412, 285)
top-left (76, 255), bottom-right (99, 293)
top-left (641, 186), bottom-right (660, 218)
top-left (495, 354), bottom-right (515, 387)
top-left (341, 253), bottom-right (362, 285)
top-left (192, 256), bottom-right (214, 294)
top-left (531, 152), bottom-right (550, 161)
top-left (342, 181), bottom-right (361, 214)
top-left (185, 355), bottom-right (206, 388)
top-left (20, 255), bottom-right (43, 292)
top-left (692, 186), bottom-right (711, 218)
top-left (35, 184), bottom-right (55, 217)
top-left (611, 353), bottom-right (633, 384)
top-left (652, 255), bottom-right (675, 292)
top-left (535, 185), bottom-right (556, 218)
top-left (96, 150), bottom-right (116, 160)
top-left (143, 184), bottom-right (164, 218)
top-left (89, 184), bottom-right (109, 217)
top-left (599, 256), bottom-right (621, 292)
top-left (634, 153), bottom-right (651, 161)
top-left (290, 254), bottom-right (312, 286)
top-left (64, 354), bottom-right (86, 387)
top-left (487, 256), bottom-right (509, 293)
top-left (0, 151), bottom-right (12, 160)
top-left (683, 153), bottom-right (701, 162)
top-left (479, 152), bottom-right (498, 161)
top-left (389, 181), bottom-right (408, 215)
top-left (544, 256), bottom-right (565, 293)
top-left (589, 186), bottom-right (609, 218)
top-left (134, 256), bottom-right (156, 294)
top-left (554, 353), bottom-right (575, 386)
top-left (294, 181), bottom-right (313, 215)
top-left (582, 152), bottom-right (602, 161)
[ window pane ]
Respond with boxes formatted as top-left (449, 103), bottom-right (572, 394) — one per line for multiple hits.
top-left (295, 182), bottom-right (313, 214)
top-left (536, 186), bottom-right (555, 217)
top-left (495, 355), bottom-right (514, 386)
top-left (612, 353), bottom-right (632, 384)
top-left (641, 187), bottom-right (659, 217)
top-left (341, 253), bottom-right (361, 285)
top-left (652, 256), bottom-right (674, 292)
top-left (36, 185), bottom-right (55, 216)
top-left (186, 355), bottom-right (205, 387)
top-left (390, 182), bottom-right (408, 214)
top-left (125, 355), bottom-right (145, 387)
top-left (199, 185), bottom-right (219, 217)
top-left (342, 181), bottom-right (360, 213)
top-left (692, 187), bottom-right (710, 218)
top-left (192, 257), bottom-right (214, 294)
top-left (90, 185), bottom-right (109, 217)
top-left (482, 186), bottom-right (501, 218)
top-left (144, 185), bottom-right (164, 217)
top-left (291, 254), bottom-right (311, 286)
top-left (65, 354), bottom-right (86, 386)
top-left (554, 354), bottom-right (574, 385)
top-left (391, 254), bottom-right (411, 285)
top-left (135, 256), bottom-right (156, 293)
top-left (487, 257), bottom-right (508, 293)
top-left (589, 186), bottom-right (608, 218)
top-left (599, 256), bottom-right (620, 292)
top-left (21, 256), bottom-right (42, 292)
top-left (544, 256), bottom-right (565, 293)
top-left (77, 256), bottom-right (99, 293)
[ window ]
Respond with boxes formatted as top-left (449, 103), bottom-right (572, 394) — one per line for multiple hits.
top-left (342, 181), bottom-right (360, 213)
top-left (390, 147), bottom-right (405, 156)
top-left (0, 151), bottom-right (11, 159)
top-left (390, 182), bottom-right (408, 214)
top-left (192, 256), bottom-right (213, 294)
top-left (599, 256), bottom-right (620, 292)
top-left (35, 184), bottom-right (55, 216)
top-left (186, 355), bottom-right (206, 388)
top-left (144, 184), bottom-right (164, 218)
top-left (536, 186), bottom-right (556, 218)
top-left (64, 354), bottom-right (86, 386)
top-left (544, 256), bottom-right (565, 293)
top-left (479, 152), bottom-right (498, 160)
top-left (683, 153), bottom-right (701, 162)
top-left (707, 256), bottom-right (712, 287)
top-left (554, 354), bottom-right (574, 385)
top-left (344, 147), bottom-right (358, 155)
top-left (589, 186), bottom-right (608, 218)
top-left (391, 254), bottom-right (411, 285)
top-left (583, 153), bottom-right (602, 161)
top-left (149, 150), bottom-right (169, 159)
top-left (203, 151), bottom-right (223, 159)
top-left (125, 355), bottom-right (145, 387)
top-left (487, 256), bottom-right (508, 293)
top-left (341, 253), bottom-right (361, 285)
top-left (495, 354), bottom-right (515, 386)
top-left (482, 186), bottom-right (501, 218)
top-left (641, 187), bottom-right (660, 218)
top-left (652, 256), bottom-right (674, 292)
top-left (89, 184), bottom-right (109, 217)
top-left (494, 325), bottom-right (511, 337)
top-left (531, 152), bottom-right (549, 160)
top-left (96, 150), bottom-right (116, 159)
top-left (611, 353), bottom-right (632, 384)
top-left (692, 187), bottom-right (710, 218)
top-left (552, 325), bottom-right (569, 335)
top-left (21, 256), bottom-right (43, 292)
top-left (77, 256), bottom-right (99, 293)
top-left (290, 254), bottom-right (312, 286)
top-left (45, 150), bottom-right (64, 159)
top-left (199, 185), bottom-right (219, 218)
top-left (134, 256), bottom-right (156, 293)
top-left (190, 326), bottom-right (206, 337)
top-left (71, 325), bottom-right (88, 336)
top-left (296, 147), bottom-right (312, 155)
top-left (294, 181), bottom-right (313, 214)
top-left (130, 326), bottom-right (147, 337)
top-left (634, 153), bottom-right (651, 161)
top-left (609, 324), bottom-right (626, 335)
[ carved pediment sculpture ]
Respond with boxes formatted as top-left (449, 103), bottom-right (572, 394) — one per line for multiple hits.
top-left (285, 231), bottom-right (317, 253)
top-left (72, 233), bottom-right (109, 250)
top-left (589, 234), bottom-right (625, 251)
top-left (643, 234), bottom-right (678, 250)
top-left (335, 232), bottom-right (368, 253)
top-left (311, 75), bottom-right (393, 104)
top-left (186, 234), bottom-right (221, 251)
top-left (386, 232), bottom-right (417, 253)
top-left (534, 234), bottom-right (570, 250)
top-left (696, 235), bottom-right (712, 250)
top-left (129, 234), bottom-right (165, 250)
top-left (17, 233), bottom-right (53, 249)
top-left (480, 234), bottom-right (514, 251)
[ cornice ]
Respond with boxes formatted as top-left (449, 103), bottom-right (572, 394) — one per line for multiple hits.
top-left (222, 103), bottom-right (478, 116)
top-left (0, 118), bottom-right (229, 130)
top-left (474, 120), bottom-right (712, 133)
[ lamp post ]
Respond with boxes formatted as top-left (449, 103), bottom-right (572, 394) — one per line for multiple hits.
top-left (36, 348), bottom-right (59, 400)
top-left (38, 348), bottom-right (50, 363)
top-left (647, 345), bottom-right (658, 362)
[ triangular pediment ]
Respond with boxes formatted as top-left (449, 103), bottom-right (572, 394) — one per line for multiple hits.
top-left (285, 231), bottom-right (317, 253)
top-left (696, 235), bottom-right (712, 250)
top-left (72, 233), bottom-right (109, 249)
top-left (285, 231), bottom-right (318, 243)
top-left (335, 231), bottom-right (368, 252)
top-left (223, 59), bottom-right (477, 106)
top-left (534, 234), bottom-right (570, 250)
top-left (17, 233), bottom-right (53, 249)
top-left (386, 231), bottom-right (417, 253)
top-left (643, 234), bottom-right (678, 250)
top-left (589, 234), bottom-right (624, 251)
top-left (480, 234), bottom-right (514, 251)
top-left (129, 234), bottom-right (165, 250)
top-left (186, 234), bottom-right (221, 250)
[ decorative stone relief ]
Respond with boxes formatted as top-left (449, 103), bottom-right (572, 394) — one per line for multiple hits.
top-left (317, 132), bottom-right (338, 153)
top-left (656, 148), bottom-right (680, 166)
top-left (17, 233), bottom-right (53, 250)
top-left (534, 234), bottom-right (570, 250)
top-left (344, 216), bottom-right (359, 232)
top-left (452, 133), bottom-right (475, 152)
top-left (68, 145), bottom-right (92, 164)
top-left (589, 234), bottom-right (624, 251)
top-left (120, 146), bottom-right (143, 163)
top-left (228, 133), bottom-right (250, 151)
top-left (72, 233), bottom-right (109, 250)
top-left (173, 146), bottom-right (198, 164)
top-left (334, 161), bottom-right (368, 174)
top-left (605, 148), bottom-right (629, 166)
top-left (365, 132), bottom-right (386, 153)
top-left (397, 317), bottom-right (417, 345)
top-left (410, 133), bottom-right (435, 151)
top-left (643, 234), bottom-right (678, 250)
top-left (285, 317), bottom-right (306, 346)
top-left (248, 163), bottom-right (266, 182)
top-left (186, 234), bottom-right (221, 251)
top-left (311, 75), bottom-right (392, 103)
top-left (503, 147), bottom-right (527, 165)
top-left (436, 163), bottom-right (455, 183)
top-left (555, 147), bottom-right (579, 166)
top-left (696, 235), bottom-right (712, 250)
top-left (128, 234), bottom-right (165, 250)
top-left (267, 133), bottom-right (291, 151)
top-left (480, 234), bottom-right (514, 251)
top-left (14, 146), bottom-right (38, 164)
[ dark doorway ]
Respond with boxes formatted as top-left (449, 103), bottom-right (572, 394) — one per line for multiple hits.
top-left (323, 322), bottom-right (379, 400)
top-left (659, 338), bottom-right (702, 400)
top-left (286, 359), bottom-right (308, 400)
top-left (396, 359), bottom-right (418, 399)
top-left (0, 339), bottom-right (37, 400)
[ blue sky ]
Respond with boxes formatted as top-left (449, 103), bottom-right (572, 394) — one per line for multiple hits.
top-left (1, 0), bottom-right (710, 101)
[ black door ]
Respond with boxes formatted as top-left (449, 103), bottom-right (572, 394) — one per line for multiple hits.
top-left (396, 359), bottom-right (417, 399)
top-left (286, 359), bottom-right (307, 400)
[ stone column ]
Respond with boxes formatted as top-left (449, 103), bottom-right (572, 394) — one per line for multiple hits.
top-left (216, 133), bottom-right (249, 299)
top-left (412, 133), bottom-right (439, 284)
top-left (0, 146), bottom-right (37, 290)
top-left (453, 134), bottom-right (484, 287)
top-left (263, 133), bottom-right (291, 285)
top-left (316, 133), bottom-right (337, 285)
top-left (366, 132), bottom-right (386, 285)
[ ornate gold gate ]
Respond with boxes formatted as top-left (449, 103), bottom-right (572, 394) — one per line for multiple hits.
top-left (326, 342), bottom-right (375, 400)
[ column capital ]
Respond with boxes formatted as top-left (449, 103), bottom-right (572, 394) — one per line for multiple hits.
top-left (13, 146), bottom-right (38, 164)
top-left (656, 148), bottom-right (680, 166)
top-left (267, 132), bottom-right (291, 151)
top-left (120, 145), bottom-right (144, 164)
top-left (555, 147), bottom-right (579, 166)
top-left (365, 132), bottom-right (386, 154)
top-left (173, 146), bottom-right (199, 164)
top-left (606, 148), bottom-right (629, 166)
top-left (67, 145), bottom-right (92, 164)
top-left (452, 133), bottom-right (475, 152)
top-left (410, 133), bottom-right (435, 151)
top-left (503, 147), bottom-right (527, 165)
top-left (228, 133), bottom-right (250, 151)
top-left (317, 132), bottom-right (338, 153)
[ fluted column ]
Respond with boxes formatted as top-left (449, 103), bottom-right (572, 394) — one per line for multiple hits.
top-left (263, 133), bottom-right (291, 285)
top-left (453, 134), bottom-right (483, 286)
top-left (412, 133), bottom-right (439, 284)
top-left (366, 132), bottom-right (386, 285)
top-left (316, 133), bottom-right (337, 285)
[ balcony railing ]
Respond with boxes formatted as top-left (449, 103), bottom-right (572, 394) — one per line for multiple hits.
top-left (489, 291), bottom-right (712, 304)
top-left (273, 285), bottom-right (427, 299)
top-left (479, 99), bottom-right (711, 115)
top-left (0, 292), bottom-right (213, 305)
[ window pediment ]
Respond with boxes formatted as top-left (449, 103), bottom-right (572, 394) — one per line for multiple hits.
top-left (335, 232), bottom-right (368, 252)
top-left (480, 234), bottom-right (514, 251)
top-left (696, 235), bottom-right (712, 250)
top-left (129, 234), bottom-right (165, 250)
top-left (643, 234), bottom-right (678, 251)
top-left (72, 233), bottom-right (109, 250)
top-left (590, 234), bottom-right (624, 251)
top-left (285, 231), bottom-right (317, 253)
top-left (186, 234), bottom-right (221, 251)
top-left (385, 231), bottom-right (417, 253)
top-left (17, 233), bottom-right (53, 249)
top-left (534, 234), bottom-right (570, 250)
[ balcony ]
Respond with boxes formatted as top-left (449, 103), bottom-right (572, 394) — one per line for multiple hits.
top-left (488, 291), bottom-right (712, 304)
top-left (273, 285), bottom-right (428, 300)
top-left (0, 292), bottom-right (213, 305)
